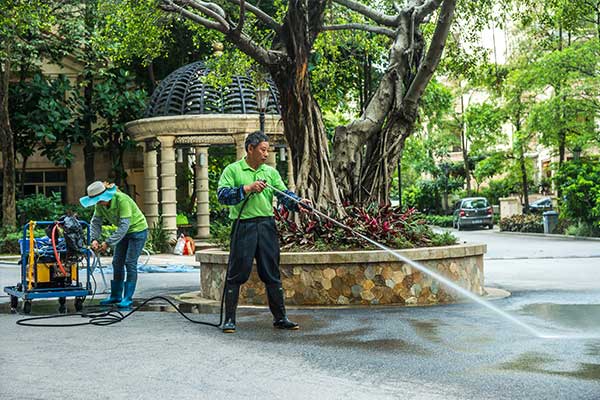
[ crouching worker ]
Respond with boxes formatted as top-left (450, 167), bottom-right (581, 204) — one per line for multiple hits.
top-left (80, 181), bottom-right (148, 308)
top-left (218, 131), bottom-right (312, 333)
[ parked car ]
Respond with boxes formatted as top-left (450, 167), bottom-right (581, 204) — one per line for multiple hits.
top-left (452, 197), bottom-right (494, 230)
top-left (527, 197), bottom-right (553, 213)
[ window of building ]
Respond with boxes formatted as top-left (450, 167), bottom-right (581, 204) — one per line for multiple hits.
top-left (17, 170), bottom-right (67, 201)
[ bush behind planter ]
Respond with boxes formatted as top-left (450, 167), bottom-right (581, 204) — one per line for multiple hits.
top-left (211, 206), bottom-right (457, 251)
top-left (499, 214), bottom-right (544, 233)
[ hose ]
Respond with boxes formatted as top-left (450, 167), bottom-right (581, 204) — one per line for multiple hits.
top-left (51, 223), bottom-right (68, 276)
top-left (17, 190), bottom-right (256, 330)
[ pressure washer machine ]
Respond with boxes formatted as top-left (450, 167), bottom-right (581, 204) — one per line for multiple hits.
top-left (4, 218), bottom-right (92, 314)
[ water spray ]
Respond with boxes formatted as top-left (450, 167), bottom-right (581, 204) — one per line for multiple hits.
top-left (268, 183), bottom-right (552, 339)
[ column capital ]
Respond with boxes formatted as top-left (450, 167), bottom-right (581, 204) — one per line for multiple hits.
top-left (158, 135), bottom-right (176, 147)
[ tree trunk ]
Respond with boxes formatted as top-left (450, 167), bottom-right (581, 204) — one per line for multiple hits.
top-left (332, 0), bottom-right (456, 205)
top-left (0, 58), bottom-right (17, 227)
top-left (83, 76), bottom-right (95, 185)
top-left (20, 155), bottom-right (28, 195)
top-left (460, 94), bottom-right (471, 193)
top-left (518, 142), bottom-right (529, 214)
top-left (267, 0), bottom-right (343, 212)
top-left (270, 64), bottom-right (343, 211)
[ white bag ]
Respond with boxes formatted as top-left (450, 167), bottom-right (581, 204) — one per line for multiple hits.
top-left (173, 234), bottom-right (186, 255)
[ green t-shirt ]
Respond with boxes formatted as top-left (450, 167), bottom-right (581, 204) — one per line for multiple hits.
top-left (218, 158), bottom-right (288, 220)
top-left (93, 192), bottom-right (148, 233)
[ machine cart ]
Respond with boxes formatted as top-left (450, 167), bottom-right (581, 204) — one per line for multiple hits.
top-left (4, 219), bottom-right (92, 314)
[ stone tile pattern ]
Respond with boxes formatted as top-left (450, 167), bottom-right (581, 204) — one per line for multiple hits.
top-left (197, 244), bottom-right (486, 306)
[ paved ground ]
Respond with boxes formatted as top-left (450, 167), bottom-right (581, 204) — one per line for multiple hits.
top-left (1, 230), bottom-right (599, 399)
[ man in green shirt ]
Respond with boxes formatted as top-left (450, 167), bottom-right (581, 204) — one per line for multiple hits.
top-left (80, 181), bottom-right (148, 308)
top-left (217, 131), bottom-right (311, 333)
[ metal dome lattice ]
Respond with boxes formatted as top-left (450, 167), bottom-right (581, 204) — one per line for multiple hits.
top-left (145, 61), bottom-right (280, 117)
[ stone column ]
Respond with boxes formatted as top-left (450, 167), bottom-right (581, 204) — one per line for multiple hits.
top-left (286, 146), bottom-right (295, 191)
top-left (235, 134), bottom-right (247, 160)
top-left (143, 142), bottom-right (159, 230)
top-left (195, 146), bottom-right (210, 239)
top-left (159, 136), bottom-right (177, 240)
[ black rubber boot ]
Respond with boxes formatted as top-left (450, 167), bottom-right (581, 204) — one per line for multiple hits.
top-left (266, 284), bottom-right (299, 330)
top-left (222, 284), bottom-right (239, 333)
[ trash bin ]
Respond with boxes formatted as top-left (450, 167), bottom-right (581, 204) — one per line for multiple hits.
top-left (543, 211), bottom-right (559, 234)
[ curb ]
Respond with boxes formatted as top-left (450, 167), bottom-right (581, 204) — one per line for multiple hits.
top-left (496, 231), bottom-right (600, 242)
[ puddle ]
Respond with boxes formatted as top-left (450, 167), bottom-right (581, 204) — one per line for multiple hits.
top-left (519, 303), bottom-right (600, 331)
top-left (499, 351), bottom-right (600, 381)
top-left (409, 319), bottom-right (443, 343)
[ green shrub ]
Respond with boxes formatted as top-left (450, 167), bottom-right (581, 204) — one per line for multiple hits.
top-left (554, 159), bottom-right (600, 232)
top-left (146, 215), bottom-right (172, 254)
top-left (16, 193), bottom-right (64, 224)
top-left (499, 214), bottom-right (543, 233)
top-left (565, 222), bottom-right (597, 237)
top-left (430, 231), bottom-right (458, 247)
top-left (422, 214), bottom-right (454, 227)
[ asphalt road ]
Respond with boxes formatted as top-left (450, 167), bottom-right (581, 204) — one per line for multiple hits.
top-left (1, 230), bottom-right (599, 399)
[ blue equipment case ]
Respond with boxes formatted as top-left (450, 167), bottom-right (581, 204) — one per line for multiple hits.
top-left (4, 220), bottom-right (93, 314)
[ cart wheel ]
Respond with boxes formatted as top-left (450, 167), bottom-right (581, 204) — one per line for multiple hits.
top-left (23, 300), bottom-right (32, 315)
top-left (75, 297), bottom-right (85, 312)
top-left (58, 297), bottom-right (67, 314)
top-left (10, 296), bottom-right (18, 314)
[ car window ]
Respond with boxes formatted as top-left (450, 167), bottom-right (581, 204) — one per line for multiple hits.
top-left (462, 199), bottom-right (488, 209)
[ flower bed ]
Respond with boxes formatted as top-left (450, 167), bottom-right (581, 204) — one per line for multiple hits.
top-left (196, 243), bottom-right (486, 306)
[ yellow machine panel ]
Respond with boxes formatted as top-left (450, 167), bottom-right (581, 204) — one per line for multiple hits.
top-left (34, 263), bottom-right (51, 283)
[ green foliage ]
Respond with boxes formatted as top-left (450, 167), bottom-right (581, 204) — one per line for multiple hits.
top-left (209, 220), bottom-right (233, 250)
top-left (91, 68), bottom-right (147, 184)
top-left (16, 193), bottom-right (64, 225)
top-left (15, 192), bottom-right (92, 229)
top-left (96, 0), bottom-right (172, 64)
top-left (465, 102), bottom-right (506, 155)
top-left (564, 222), bottom-right (597, 237)
top-left (422, 215), bottom-right (454, 228)
top-left (10, 74), bottom-right (79, 167)
top-left (473, 152), bottom-right (506, 191)
top-left (146, 215), bottom-right (171, 254)
top-left (430, 231), bottom-right (458, 247)
top-left (499, 214), bottom-right (544, 233)
top-left (208, 146), bottom-right (236, 224)
top-left (554, 159), bottom-right (600, 232)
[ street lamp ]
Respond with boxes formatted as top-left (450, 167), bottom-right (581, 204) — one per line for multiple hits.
top-left (255, 87), bottom-right (270, 132)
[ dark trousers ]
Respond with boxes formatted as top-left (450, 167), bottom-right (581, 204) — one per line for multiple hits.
top-left (227, 217), bottom-right (281, 287)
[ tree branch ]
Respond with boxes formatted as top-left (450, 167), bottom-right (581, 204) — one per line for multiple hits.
top-left (322, 23), bottom-right (395, 38)
top-left (403, 0), bottom-right (456, 117)
top-left (415, 0), bottom-right (443, 21)
top-left (224, 0), bottom-right (282, 33)
top-left (232, 0), bottom-right (246, 34)
top-left (182, 0), bottom-right (230, 28)
top-left (161, 0), bottom-right (228, 32)
top-left (331, 0), bottom-right (398, 27)
top-left (161, 0), bottom-right (278, 65)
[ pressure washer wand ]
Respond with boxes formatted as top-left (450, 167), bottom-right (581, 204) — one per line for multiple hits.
top-left (265, 183), bottom-right (543, 337)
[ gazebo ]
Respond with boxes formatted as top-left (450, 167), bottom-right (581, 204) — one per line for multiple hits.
top-left (125, 61), bottom-right (293, 240)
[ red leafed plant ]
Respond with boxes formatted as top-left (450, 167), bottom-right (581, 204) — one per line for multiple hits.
top-left (273, 203), bottom-right (456, 251)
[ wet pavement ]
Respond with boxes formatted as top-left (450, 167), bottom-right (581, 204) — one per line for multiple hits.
top-left (1, 231), bottom-right (599, 399)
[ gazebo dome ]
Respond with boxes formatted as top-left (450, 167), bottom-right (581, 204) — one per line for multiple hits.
top-left (145, 61), bottom-right (280, 117)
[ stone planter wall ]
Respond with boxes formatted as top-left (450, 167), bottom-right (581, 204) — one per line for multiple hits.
top-left (196, 244), bottom-right (486, 306)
